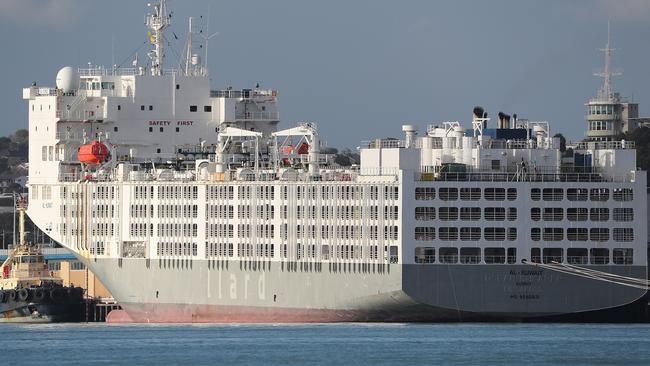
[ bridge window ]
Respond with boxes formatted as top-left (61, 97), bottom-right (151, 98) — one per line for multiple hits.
top-left (204, 105), bottom-right (212, 112)
top-left (190, 105), bottom-right (198, 112)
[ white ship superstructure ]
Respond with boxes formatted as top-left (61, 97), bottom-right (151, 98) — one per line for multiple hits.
top-left (22, 1), bottom-right (647, 322)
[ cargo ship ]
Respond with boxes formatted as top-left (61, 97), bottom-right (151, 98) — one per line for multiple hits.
top-left (22, 0), bottom-right (647, 322)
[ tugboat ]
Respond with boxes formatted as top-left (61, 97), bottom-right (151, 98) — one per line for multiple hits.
top-left (0, 196), bottom-right (85, 322)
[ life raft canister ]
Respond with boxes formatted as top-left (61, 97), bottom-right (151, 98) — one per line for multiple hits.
top-left (77, 140), bottom-right (110, 165)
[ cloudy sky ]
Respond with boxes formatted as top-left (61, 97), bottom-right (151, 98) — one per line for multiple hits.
top-left (0, 0), bottom-right (649, 148)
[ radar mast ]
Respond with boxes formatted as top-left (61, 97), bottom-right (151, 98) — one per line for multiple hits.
top-left (145, 0), bottom-right (171, 76)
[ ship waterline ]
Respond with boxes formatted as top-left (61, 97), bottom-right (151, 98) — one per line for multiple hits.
top-left (84, 258), bottom-right (646, 322)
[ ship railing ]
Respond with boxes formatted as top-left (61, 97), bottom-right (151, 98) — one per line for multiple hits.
top-left (590, 256), bottom-right (611, 265)
top-left (357, 167), bottom-right (400, 177)
top-left (361, 139), bottom-right (406, 149)
top-left (35, 87), bottom-right (59, 96)
top-left (298, 154), bottom-right (333, 164)
top-left (541, 256), bottom-right (563, 264)
top-left (57, 172), bottom-right (114, 183)
top-left (566, 256), bottom-right (589, 265)
top-left (77, 67), bottom-right (178, 77)
top-left (483, 256), bottom-right (509, 264)
top-left (438, 255), bottom-right (458, 263)
top-left (236, 111), bottom-right (280, 121)
top-left (210, 89), bottom-right (278, 99)
top-left (415, 167), bottom-right (634, 183)
top-left (612, 256), bottom-right (634, 265)
top-left (55, 131), bottom-right (86, 141)
top-left (574, 140), bottom-right (635, 150)
top-left (459, 255), bottom-right (481, 264)
top-left (414, 255), bottom-right (436, 264)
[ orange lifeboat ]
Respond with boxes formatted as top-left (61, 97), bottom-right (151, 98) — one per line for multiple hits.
top-left (78, 140), bottom-right (110, 165)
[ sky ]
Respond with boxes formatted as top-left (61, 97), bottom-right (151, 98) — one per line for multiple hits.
top-left (0, 0), bottom-right (649, 149)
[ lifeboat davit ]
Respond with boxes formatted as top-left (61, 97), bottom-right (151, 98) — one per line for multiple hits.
top-left (78, 140), bottom-right (110, 165)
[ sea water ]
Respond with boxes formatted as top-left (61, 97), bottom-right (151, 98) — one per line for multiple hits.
top-left (3, 323), bottom-right (650, 365)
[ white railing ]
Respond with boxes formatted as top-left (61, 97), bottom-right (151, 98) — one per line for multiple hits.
top-left (236, 111), bottom-right (280, 121)
top-left (55, 131), bottom-right (85, 141)
top-left (361, 139), bottom-right (406, 149)
top-left (77, 67), bottom-right (178, 77)
top-left (574, 140), bottom-right (635, 150)
top-left (36, 87), bottom-right (58, 96)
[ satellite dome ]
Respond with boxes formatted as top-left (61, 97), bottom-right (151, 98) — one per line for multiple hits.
top-left (55, 66), bottom-right (78, 93)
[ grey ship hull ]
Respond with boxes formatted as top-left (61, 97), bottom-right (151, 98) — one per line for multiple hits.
top-left (88, 258), bottom-right (646, 322)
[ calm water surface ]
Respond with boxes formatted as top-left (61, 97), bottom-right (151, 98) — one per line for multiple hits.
top-left (4, 323), bottom-right (650, 365)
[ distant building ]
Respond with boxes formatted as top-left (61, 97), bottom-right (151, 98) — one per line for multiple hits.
top-left (585, 26), bottom-right (647, 141)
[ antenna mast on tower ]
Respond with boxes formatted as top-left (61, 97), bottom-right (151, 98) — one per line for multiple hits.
top-left (594, 21), bottom-right (622, 101)
top-left (146, 0), bottom-right (171, 76)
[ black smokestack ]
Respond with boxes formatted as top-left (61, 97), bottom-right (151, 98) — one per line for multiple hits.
top-left (498, 112), bottom-right (511, 129)
top-left (473, 106), bottom-right (485, 120)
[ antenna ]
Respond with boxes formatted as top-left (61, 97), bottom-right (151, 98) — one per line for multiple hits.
top-left (594, 21), bottom-right (622, 101)
top-left (201, 4), bottom-right (219, 77)
top-left (111, 36), bottom-right (115, 73)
